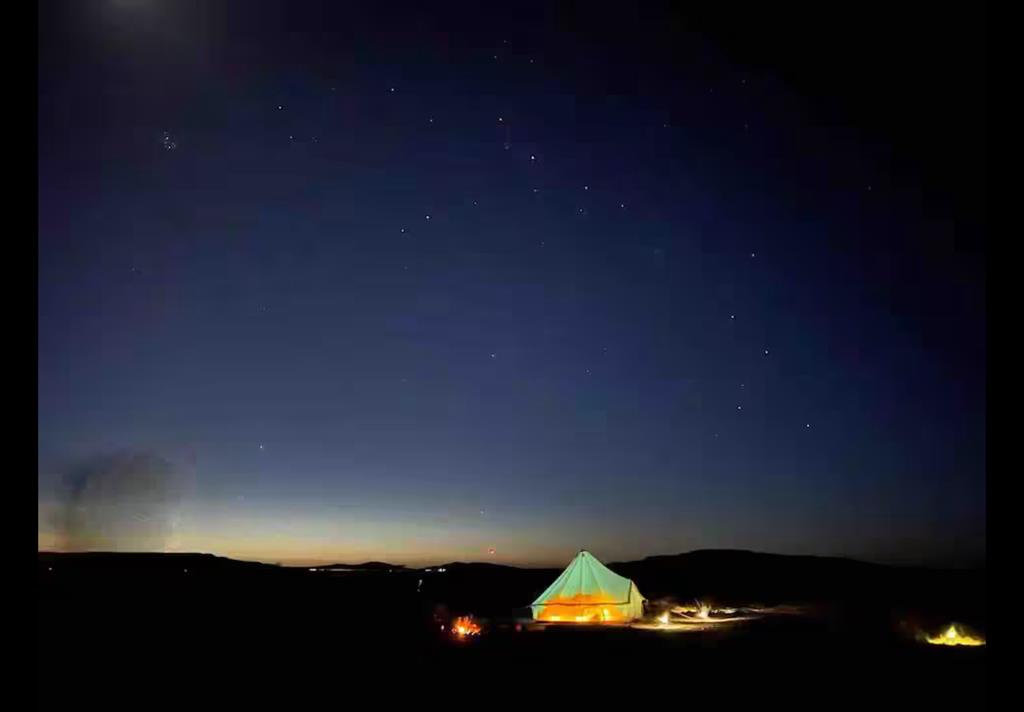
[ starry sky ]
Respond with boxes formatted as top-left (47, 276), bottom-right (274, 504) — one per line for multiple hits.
top-left (38, 1), bottom-right (985, 568)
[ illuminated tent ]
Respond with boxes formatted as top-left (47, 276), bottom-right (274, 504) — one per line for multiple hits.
top-left (531, 550), bottom-right (646, 622)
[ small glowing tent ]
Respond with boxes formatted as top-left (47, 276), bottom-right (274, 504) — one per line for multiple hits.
top-left (531, 550), bottom-right (646, 622)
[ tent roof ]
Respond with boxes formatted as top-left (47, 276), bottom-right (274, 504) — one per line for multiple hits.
top-left (532, 550), bottom-right (642, 606)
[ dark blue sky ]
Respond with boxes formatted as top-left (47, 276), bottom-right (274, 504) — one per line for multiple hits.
top-left (38, 1), bottom-right (985, 567)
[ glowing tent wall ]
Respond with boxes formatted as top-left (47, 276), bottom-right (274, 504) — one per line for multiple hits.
top-left (531, 550), bottom-right (646, 622)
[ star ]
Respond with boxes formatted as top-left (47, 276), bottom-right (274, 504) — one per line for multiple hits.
top-left (805, 423), bottom-right (811, 428)
top-left (277, 105), bottom-right (283, 110)
top-left (490, 353), bottom-right (496, 359)
top-left (400, 227), bottom-right (406, 234)
top-left (619, 203), bottom-right (625, 209)
top-left (584, 185), bottom-right (589, 191)
top-left (530, 154), bottom-right (536, 161)
top-left (259, 444), bottom-right (264, 450)
top-left (498, 117), bottom-right (504, 123)
top-left (730, 314), bottom-right (735, 320)
top-left (736, 405), bottom-right (742, 411)
top-left (425, 215), bottom-right (431, 220)
top-left (764, 349), bottom-right (769, 355)
top-left (751, 252), bottom-right (756, 258)
top-left (390, 87), bottom-right (395, 93)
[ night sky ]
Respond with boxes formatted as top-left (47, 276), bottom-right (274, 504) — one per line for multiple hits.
top-left (38, 1), bottom-right (985, 568)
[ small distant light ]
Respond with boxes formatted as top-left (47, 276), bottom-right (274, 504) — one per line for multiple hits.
top-left (277, 105), bottom-right (283, 110)
top-left (584, 185), bottom-right (589, 191)
top-left (751, 252), bottom-right (756, 258)
top-left (730, 314), bottom-right (735, 320)
top-left (531, 155), bottom-right (536, 161)
top-left (620, 203), bottom-right (625, 209)
top-left (737, 405), bottom-right (742, 411)
top-left (806, 423), bottom-right (811, 428)
top-left (425, 215), bottom-right (431, 220)
top-left (48, 567), bottom-right (53, 572)
top-left (390, 87), bottom-right (395, 93)
top-left (764, 349), bottom-right (769, 355)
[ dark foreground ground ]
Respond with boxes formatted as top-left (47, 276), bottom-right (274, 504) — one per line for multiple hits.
top-left (38, 552), bottom-right (986, 709)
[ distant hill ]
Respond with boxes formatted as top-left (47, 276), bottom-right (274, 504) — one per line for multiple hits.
top-left (38, 548), bottom-right (984, 622)
top-left (308, 561), bottom-right (406, 571)
top-left (38, 551), bottom-right (278, 572)
top-left (606, 549), bottom-right (984, 617)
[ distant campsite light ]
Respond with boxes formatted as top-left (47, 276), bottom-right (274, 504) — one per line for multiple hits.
top-left (926, 624), bottom-right (985, 647)
top-left (657, 612), bottom-right (669, 625)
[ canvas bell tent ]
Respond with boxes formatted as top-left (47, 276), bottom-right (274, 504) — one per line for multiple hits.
top-left (531, 550), bottom-right (646, 622)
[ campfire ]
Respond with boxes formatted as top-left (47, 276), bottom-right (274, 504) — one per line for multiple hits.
top-left (451, 616), bottom-right (482, 638)
top-left (925, 623), bottom-right (984, 647)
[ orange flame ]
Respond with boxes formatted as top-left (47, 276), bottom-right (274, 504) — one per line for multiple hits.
top-left (451, 616), bottom-right (481, 638)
